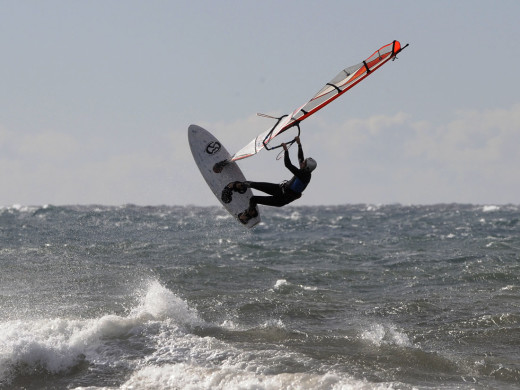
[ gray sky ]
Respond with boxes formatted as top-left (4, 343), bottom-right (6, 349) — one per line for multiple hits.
top-left (1, 0), bottom-right (519, 206)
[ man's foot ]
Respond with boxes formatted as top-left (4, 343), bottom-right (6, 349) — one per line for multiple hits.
top-left (222, 182), bottom-right (248, 204)
top-left (227, 181), bottom-right (248, 194)
top-left (238, 207), bottom-right (258, 224)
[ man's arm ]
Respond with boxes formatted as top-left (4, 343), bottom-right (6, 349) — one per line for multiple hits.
top-left (282, 142), bottom-right (302, 177)
top-left (295, 136), bottom-right (304, 163)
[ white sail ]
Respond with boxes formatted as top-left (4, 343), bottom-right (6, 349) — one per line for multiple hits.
top-left (230, 40), bottom-right (406, 162)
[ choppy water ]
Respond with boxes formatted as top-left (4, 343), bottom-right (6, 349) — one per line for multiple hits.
top-left (1, 204), bottom-right (519, 389)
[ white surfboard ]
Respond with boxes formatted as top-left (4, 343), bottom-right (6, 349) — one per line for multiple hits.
top-left (188, 124), bottom-right (260, 228)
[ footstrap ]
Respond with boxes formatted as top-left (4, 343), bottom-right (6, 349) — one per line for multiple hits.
top-left (232, 181), bottom-right (247, 194)
top-left (221, 187), bottom-right (233, 204)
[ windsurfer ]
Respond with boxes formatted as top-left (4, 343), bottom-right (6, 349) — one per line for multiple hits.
top-left (223, 136), bottom-right (317, 224)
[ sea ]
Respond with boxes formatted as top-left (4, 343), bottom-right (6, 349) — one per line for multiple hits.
top-left (0, 203), bottom-right (519, 390)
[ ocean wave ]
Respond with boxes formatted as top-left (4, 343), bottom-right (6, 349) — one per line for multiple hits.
top-left (128, 319), bottom-right (403, 390)
top-left (0, 280), bottom-right (200, 387)
top-left (120, 362), bottom-right (399, 390)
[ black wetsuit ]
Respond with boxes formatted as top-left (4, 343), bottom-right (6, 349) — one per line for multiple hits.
top-left (248, 144), bottom-right (312, 209)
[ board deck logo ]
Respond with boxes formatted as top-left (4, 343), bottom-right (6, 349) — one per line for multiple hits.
top-left (205, 141), bottom-right (221, 155)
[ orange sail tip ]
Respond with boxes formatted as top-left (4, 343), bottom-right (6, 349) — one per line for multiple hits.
top-left (394, 40), bottom-right (401, 54)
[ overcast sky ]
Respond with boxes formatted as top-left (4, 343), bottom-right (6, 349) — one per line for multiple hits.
top-left (1, 0), bottom-right (519, 207)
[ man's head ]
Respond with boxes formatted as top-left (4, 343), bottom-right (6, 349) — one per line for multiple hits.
top-left (301, 157), bottom-right (317, 173)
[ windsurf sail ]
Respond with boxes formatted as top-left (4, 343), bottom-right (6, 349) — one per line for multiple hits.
top-left (230, 40), bottom-right (407, 162)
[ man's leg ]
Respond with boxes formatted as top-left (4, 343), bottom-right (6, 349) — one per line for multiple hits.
top-left (244, 181), bottom-right (283, 209)
top-left (250, 195), bottom-right (288, 208)
top-left (248, 181), bottom-right (282, 196)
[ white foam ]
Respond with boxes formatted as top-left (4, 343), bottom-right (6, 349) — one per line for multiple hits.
top-left (274, 279), bottom-right (289, 289)
top-left (121, 362), bottom-right (395, 390)
top-left (126, 307), bottom-right (402, 390)
top-left (0, 204), bottom-right (37, 213)
top-left (273, 279), bottom-right (318, 293)
top-left (482, 205), bottom-right (500, 212)
top-left (0, 280), bottom-right (200, 386)
top-left (360, 323), bottom-right (412, 347)
top-left (130, 280), bottom-right (201, 325)
top-left (216, 214), bottom-right (232, 220)
top-left (289, 211), bottom-right (301, 220)
top-left (220, 319), bottom-right (241, 330)
top-left (260, 318), bottom-right (286, 329)
top-left (0, 316), bottom-right (120, 383)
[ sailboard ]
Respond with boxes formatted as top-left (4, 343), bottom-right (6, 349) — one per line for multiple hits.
top-left (225, 40), bottom-right (408, 165)
top-left (188, 125), bottom-right (261, 228)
